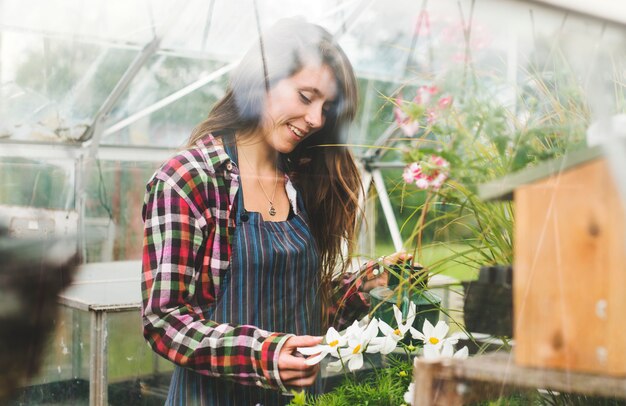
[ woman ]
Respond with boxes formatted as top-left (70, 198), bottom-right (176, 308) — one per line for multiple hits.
top-left (141, 18), bottom-right (411, 405)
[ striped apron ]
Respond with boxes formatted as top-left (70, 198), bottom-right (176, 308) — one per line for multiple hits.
top-left (166, 146), bottom-right (322, 405)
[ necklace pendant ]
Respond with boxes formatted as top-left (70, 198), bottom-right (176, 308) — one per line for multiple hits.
top-left (269, 205), bottom-right (277, 216)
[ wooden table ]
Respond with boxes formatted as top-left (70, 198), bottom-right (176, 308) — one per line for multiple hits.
top-left (412, 351), bottom-right (626, 405)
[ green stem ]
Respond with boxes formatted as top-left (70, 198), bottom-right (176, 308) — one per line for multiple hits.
top-left (366, 354), bottom-right (380, 381)
top-left (337, 353), bottom-right (349, 381)
top-left (414, 192), bottom-right (432, 264)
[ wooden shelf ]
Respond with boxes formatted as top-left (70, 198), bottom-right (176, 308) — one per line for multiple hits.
top-left (412, 352), bottom-right (626, 405)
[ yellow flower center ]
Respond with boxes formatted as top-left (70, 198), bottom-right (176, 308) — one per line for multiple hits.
top-left (398, 371), bottom-right (408, 377)
top-left (352, 344), bottom-right (362, 354)
top-left (329, 340), bottom-right (339, 347)
top-left (394, 329), bottom-right (402, 336)
top-left (429, 337), bottom-right (439, 345)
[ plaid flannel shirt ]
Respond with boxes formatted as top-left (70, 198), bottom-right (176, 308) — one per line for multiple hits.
top-left (141, 134), bottom-right (369, 391)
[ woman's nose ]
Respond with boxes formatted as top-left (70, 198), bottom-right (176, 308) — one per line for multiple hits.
top-left (305, 104), bottom-right (325, 129)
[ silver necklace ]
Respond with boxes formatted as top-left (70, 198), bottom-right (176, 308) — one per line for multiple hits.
top-left (240, 148), bottom-right (279, 216)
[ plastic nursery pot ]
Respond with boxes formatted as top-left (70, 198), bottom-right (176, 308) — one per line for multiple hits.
top-left (386, 263), bottom-right (428, 288)
top-left (462, 264), bottom-right (513, 337)
top-left (369, 286), bottom-right (441, 345)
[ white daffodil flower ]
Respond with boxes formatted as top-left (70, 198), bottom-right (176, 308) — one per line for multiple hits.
top-left (345, 319), bottom-right (365, 340)
top-left (410, 319), bottom-right (457, 349)
top-left (441, 342), bottom-right (469, 359)
top-left (328, 318), bottom-right (380, 371)
top-left (396, 302), bottom-right (417, 333)
top-left (422, 343), bottom-right (442, 360)
top-left (372, 302), bottom-right (417, 354)
top-left (403, 382), bottom-right (415, 404)
top-left (344, 314), bottom-right (373, 341)
top-left (454, 346), bottom-right (469, 359)
top-left (326, 358), bottom-right (344, 373)
top-left (372, 319), bottom-right (400, 355)
top-left (297, 327), bottom-right (347, 366)
top-left (423, 342), bottom-right (469, 360)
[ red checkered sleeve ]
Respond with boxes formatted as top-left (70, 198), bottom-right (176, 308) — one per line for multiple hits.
top-left (328, 266), bottom-right (371, 331)
top-left (141, 174), bottom-right (291, 391)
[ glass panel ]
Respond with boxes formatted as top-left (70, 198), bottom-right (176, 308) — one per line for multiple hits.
top-left (2, 0), bottom-right (623, 146)
top-left (339, 0), bottom-right (424, 79)
top-left (0, 29), bottom-right (137, 141)
top-left (159, 0), bottom-right (361, 58)
top-left (99, 0), bottom-right (365, 147)
top-left (107, 311), bottom-right (173, 404)
top-left (83, 159), bottom-right (160, 262)
top-left (12, 306), bottom-right (91, 405)
top-left (12, 307), bottom-right (172, 405)
top-left (1, 0), bottom-right (170, 44)
top-left (0, 158), bottom-right (73, 209)
top-left (99, 55), bottom-right (229, 147)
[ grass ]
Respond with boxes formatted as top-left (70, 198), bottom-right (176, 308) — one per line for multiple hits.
top-left (290, 355), bottom-right (414, 406)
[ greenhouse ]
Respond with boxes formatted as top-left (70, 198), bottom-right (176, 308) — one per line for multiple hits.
top-left (1, 0), bottom-right (625, 405)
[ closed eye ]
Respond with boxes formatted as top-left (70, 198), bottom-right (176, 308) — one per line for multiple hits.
top-left (299, 92), bottom-right (311, 104)
top-left (300, 91), bottom-right (334, 116)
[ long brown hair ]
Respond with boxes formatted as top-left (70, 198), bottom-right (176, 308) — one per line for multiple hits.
top-left (186, 18), bottom-right (362, 320)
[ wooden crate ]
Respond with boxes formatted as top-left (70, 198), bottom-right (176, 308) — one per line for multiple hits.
top-left (514, 158), bottom-right (626, 375)
top-left (412, 352), bottom-right (626, 405)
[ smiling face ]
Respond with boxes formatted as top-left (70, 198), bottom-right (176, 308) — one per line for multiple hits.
top-left (260, 63), bottom-right (338, 154)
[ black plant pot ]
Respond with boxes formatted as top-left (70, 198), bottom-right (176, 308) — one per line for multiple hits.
top-left (462, 265), bottom-right (513, 337)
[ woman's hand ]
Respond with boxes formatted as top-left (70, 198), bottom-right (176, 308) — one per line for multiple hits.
top-left (276, 335), bottom-right (323, 387)
top-left (361, 251), bottom-right (415, 293)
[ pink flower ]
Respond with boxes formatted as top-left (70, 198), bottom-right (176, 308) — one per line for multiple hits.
top-left (416, 86), bottom-right (439, 105)
top-left (426, 108), bottom-right (438, 125)
top-left (395, 100), bottom-right (420, 136)
top-left (396, 88), bottom-right (451, 129)
top-left (403, 162), bottom-right (422, 184)
top-left (425, 156), bottom-right (450, 190)
top-left (437, 96), bottom-right (453, 109)
top-left (416, 178), bottom-right (430, 190)
top-left (429, 155), bottom-right (449, 168)
top-left (403, 155), bottom-right (450, 191)
top-left (430, 173), bottom-right (448, 190)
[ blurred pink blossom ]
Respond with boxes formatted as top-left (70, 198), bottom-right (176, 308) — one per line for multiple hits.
top-left (416, 85), bottom-right (439, 105)
top-left (429, 155), bottom-right (449, 168)
top-left (416, 178), bottom-right (430, 190)
top-left (403, 155), bottom-right (450, 191)
top-left (395, 88), bottom-right (452, 134)
top-left (402, 162), bottom-right (423, 183)
top-left (394, 102), bottom-right (421, 136)
top-left (426, 108), bottom-right (438, 125)
top-left (437, 96), bottom-right (453, 109)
